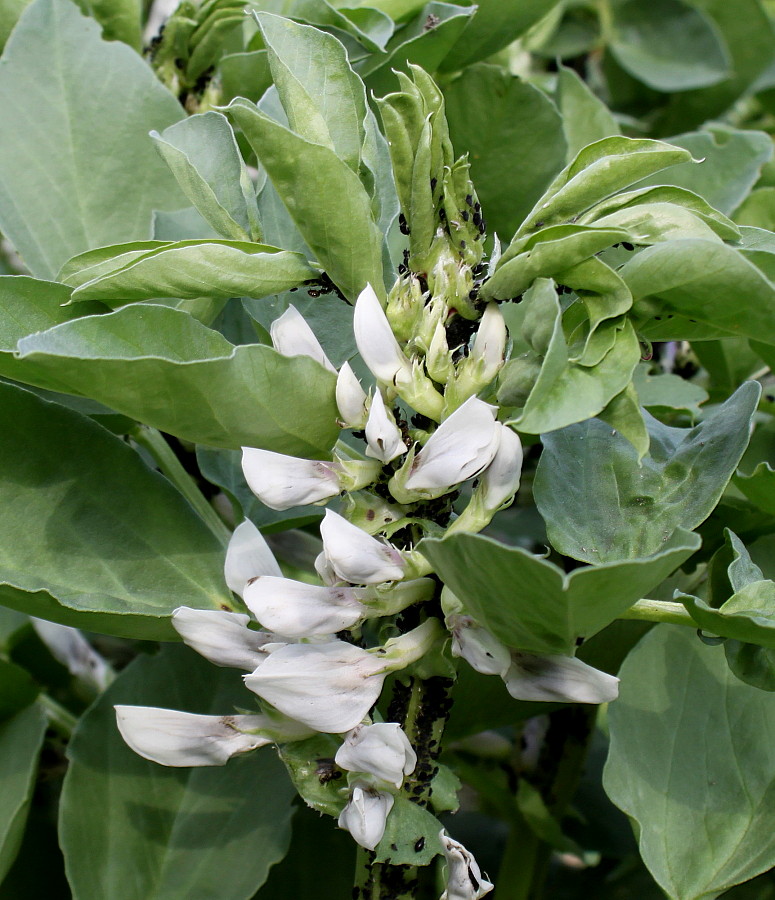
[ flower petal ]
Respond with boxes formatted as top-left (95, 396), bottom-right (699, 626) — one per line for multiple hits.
top-left (503, 653), bottom-right (620, 704)
top-left (365, 391), bottom-right (406, 464)
top-left (114, 706), bottom-right (272, 767)
top-left (354, 284), bottom-right (412, 385)
top-left (171, 607), bottom-right (279, 670)
top-left (338, 784), bottom-right (394, 850)
top-left (336, 361), bottom-right (368, 427)
top-left (270, 305), bottom-right (336, 373)
top-left (31, 619), bottom-right (112, 692)
top-left (440, 830), bottom-right (494, 899)
top-left (335, 722), bottom-right (416, 788)
top-left (480, 423), bottom-right (523, 511)
top-left (242, 447), bottom-right (342, 510)
top-left (244, 640), bottom-right (387, 733)
top-left (404, 397), bottom-right (499, 492)
top-left (320, 509), bottom-right (406, 585)
top-left (243, 576), bottom-right (366, 637)
top-left (224, 518), bottom-right (282, 596)
top-left (448, 615), bottom-right (511, 677)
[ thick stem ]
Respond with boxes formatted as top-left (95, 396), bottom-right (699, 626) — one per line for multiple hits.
top-left (37, 693), bottom-right (78, 738)
top-left (353, 674), bottom-right (454, 900)
top-left (131, 425), bottom-right (230, 545)
top-left (620, 598), bottom-right (695, 627)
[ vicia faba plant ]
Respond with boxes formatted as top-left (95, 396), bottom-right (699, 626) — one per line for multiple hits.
top-left (1, 0), bottom-right (775, 898)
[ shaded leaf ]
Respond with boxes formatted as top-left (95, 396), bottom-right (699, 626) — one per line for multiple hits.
top-left (60, 644), bottom-right (295, 900)
top-left (0, 381), bottom-right (234, 640)
top-left (632, 363), bottom-right (708, 416)
top-left (0, 705), bottom-right (47, 884)
top-left (604, 625), bottom-right (775, 900)
top-left (555, 66), bottom-right (620, 163)
top-left (374, 796), bottom-right (443, 866)
top-left (443, 64), bottom-right (566, 240)
top-left (534, 382), bottom-right (760, 563)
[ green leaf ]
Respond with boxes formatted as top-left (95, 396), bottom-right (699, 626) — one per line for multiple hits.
top-left (0, 705), bottom-right (47, 884)
top-left (502, 281), bottom-right (641, 435)
top-left (555, 66), bottom-right (620, 163)
top-left (218, 49), bottom-right (273, 104)
top-left (609, 0), bottom-right (730, 92)
top-left (632, 363), bottom-right (708, 416)
top-left (439, 0), bottom-right (563, 71)
top-left (534, 382), bottom-right (761, 563)
top-left (277, 734), bottom-right (347, 816)
top-left (443, 64), bottom-right (566, 241)
top-left (734, 187), bottom-right (775, 231)
top-left (419, 529), bottom-right (699, 655)
top-left (735, 463), bottom-right (775, 518)
top-left (373, 796), bottom-right (443, 866)
top-left (226, 98), bottom-right (385, 301)
top-left (624, 240), bottom-right (775, 345)
top-left (62, 239), bottom-right (316, 304)
top-left (254, 12), bottom-right (368, 174)
top-left (0, 0), bottom-right (185, 279)
top-left (152, 207), bottom-right (220, 242)
top-left (151, 113), bottom-right (262, 243)
top-left (604, 625), bottom-right (775, 900)
top-left (0, 660), bottom-right (39, 721)
top-left (633, 127), bottom-right (774, 215)
top-left (14, 304), bottom-right (340, 455)
top-left (60, 644), bottom-right (296, 900)
top-left (510, 136), bottom-right (693, 240)
top-left (724, 640), bottom-right (775, 692)
top-left (360, 2), bottom-right (475, 95)
top-left (693, 339), bottom-right (763, 394)
top-left (598, 382), bottom-right (650, 459)
top-left (483, 226), bottom-right (631, 300)
top-left (654, 0), bottom-right (775, 134)
top-left (0, 382), bottom-right (233, 640)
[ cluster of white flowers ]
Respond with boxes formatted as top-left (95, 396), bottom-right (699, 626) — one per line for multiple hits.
top-left (115, 283), bottom-right (617, 899)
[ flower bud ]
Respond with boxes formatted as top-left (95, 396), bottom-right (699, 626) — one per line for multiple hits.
top-left (244, 639), bottom-right (390, 732)
top-left (338, 784), bottom-right (394, 850)
top-left (445, 304), bottom-right (508, 412)
top-left (114, 707), bottom-right (309, 767)
top-left (171, 607), bottom-right (282, 670)
top-left (426, 320), bottom-right (454, 384)
top-left (389, 397), bottom-right (499, 503)
top-left (270, 305), bottom-right (336, 373)
top-left (365, 391), bottom-right (406, 464)
top-left (243, 576), bottom-right (367, 637)
top-left (386, 274), bottom-right (425, 342)
top-left (340, 491), bottom-right (404, 535)
top-left (335, 722), bottom-right (417, 788)
top-left (336, 362), bottom-right (368, 428)
top-left (447, 615), bottom-right (511, 677)
top-left (224, 518), bottom-right (282, 597)
top-left (320, 509), bottom-right (406, 585)
top-left (440, 830), bottom-right (494, 899)
top-left (503, 652), bottom-right (620, 704)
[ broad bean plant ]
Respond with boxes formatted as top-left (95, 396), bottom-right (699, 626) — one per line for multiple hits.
top-left (1, 0), bottom-right (775, 898)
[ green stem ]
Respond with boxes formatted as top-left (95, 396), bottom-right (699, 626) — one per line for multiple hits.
top-left (620, 598), bottom-right (695, 627)
top-left (132, 425), bottom-right (230, 545)
top-left (37, 693), bottom-right (78, 738)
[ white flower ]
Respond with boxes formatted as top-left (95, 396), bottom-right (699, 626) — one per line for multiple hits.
top-left (270, 305), bottom-right (336, 373)
top-left (447, 615), bottom-right (511, 677)
top-left (31, 619), bottom-right (112, 692)
top-left (503, 653), bottom-right (620, 704)
top-left (338, 784), bottom-right (395, 850)
top-left (335, 722), bottom-right (417, 788)
top-left (243, 576), bottom-right (367, 637)
top-left (171, 607), bottom-right (281, 670)
top-left (114, 707), bottom-right (274, 767)
top-left (440, 831), bottom-right (494, 900)
top-left (365, 391), bottom-right (406, 464)
top-left (446, 423), bottom-right (523, 536)
top-left (244, 640), bottom-right (389, 732)
top-left (390, 397), bottom-right (500, 502)
top-left (224, 518), bottom-right (282, 597)
top-left (320, 509), bottom-right (406, 585)
top-left (242, 447), bottom-right (342, 510)
top-left (336, 362), bottom-right (369, 427)
top-left (354, 283), bottom-right (413, 386)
